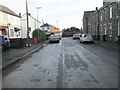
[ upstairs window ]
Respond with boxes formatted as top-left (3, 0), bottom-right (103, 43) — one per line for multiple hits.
top-left (3, 14), bottom-right (7, 20)
top-left (109, 6), bottom-right (112, 19)
top-left (47, 27), bottom-right (49, 30)
top-left (104, 8), bottom-right (106, 20)
top-left (118, 22), bottom-right (120, 36)
top-left (118, 1), bottom-right (120, 9)
top-left (100, 15), bottom-right (103, 21)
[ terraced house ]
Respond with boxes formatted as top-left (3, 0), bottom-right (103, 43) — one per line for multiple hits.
top-left (0, 4), bottom-right (21, 47)
top-left (83, 1), bottom-right (120, 42)
top-left (118, 1), bottom-right (120, 37)
top-left (0, 4), bottom-right (21, 37)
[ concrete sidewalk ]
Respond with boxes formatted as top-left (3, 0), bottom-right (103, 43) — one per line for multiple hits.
top-left (1, 40), bottom-right (49, 70)
top-left (94, 40), bottom-right (118, 50)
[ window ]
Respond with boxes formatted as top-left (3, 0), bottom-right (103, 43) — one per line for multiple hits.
top-left (99, 11), bottom-right (102, 21)
top-left (10, 29), bottom-right (14, 37)
top-left (3, 14), bottom-right (7, 20)
top-left (101, 15), bottom-right (102, 21)
top-left (109, 6), bottom-right (112, 18)
top-left (47, 27), bottom-right (49, 30)
top-left (10, 16), bottom-right (14, 22)
top-left (104, 24), bottom-right (107, 35)
top-left (118, 1), bottom-right (120, 9)
top-left (19, 31), bottom-right (20, 36)
top-left (118, 22), bottom-right (120, 36)
top-left (104, 8), bottom-right (106, 20)
top-left (100, 24), bottom-right (103, 35)
top-left (109, 23), bottom-right (112, 37)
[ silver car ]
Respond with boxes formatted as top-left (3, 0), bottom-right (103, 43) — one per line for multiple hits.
top-left (49, 35), bottom-right (60, 43)
top-left (80, 34), bottom-right (94, 43)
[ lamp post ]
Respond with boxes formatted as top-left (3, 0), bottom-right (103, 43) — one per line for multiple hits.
top-left (37, 7), bottom-right (42, 43)
top-left (26, 0), bottom-right (30, 47)
top-left (56, 20), bottom-right (58, 28)
top-left (37, 7), bottom-right (42, 28)
top-left (96, 7), bottom-right (100, 40)
top-left (55, 20), bottom-right (59, 33)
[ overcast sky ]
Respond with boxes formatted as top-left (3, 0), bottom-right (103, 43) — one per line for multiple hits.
top-left (0, 0), bottom-right (103, 30)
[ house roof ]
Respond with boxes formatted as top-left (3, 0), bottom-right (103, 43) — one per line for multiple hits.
top-left (0, 4), bottom-right (20, 17)
top-left (99, 2), bottom-right (116, 11)
top-left (41, 23), bottom-right (50, 27)
top-left (83, 11), bottom-right (95, 18)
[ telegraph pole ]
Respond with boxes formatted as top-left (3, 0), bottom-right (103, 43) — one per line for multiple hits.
top-left (26, 0), bottom-right (30, 47)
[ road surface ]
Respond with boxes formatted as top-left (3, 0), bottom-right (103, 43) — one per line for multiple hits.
top-left (3, 37), bottom-right (118, 88)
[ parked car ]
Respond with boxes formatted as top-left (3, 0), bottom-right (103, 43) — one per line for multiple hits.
top-left (73, 34), bottom-right (82, 39)
top-left (0, 35), bottom-right (10, 50)
top-left (49, 34), bottom-right (60, 43)
top-left (80, 34), bottom-right (94, 43)
top-left (52, 32), bottom-right (62, 40)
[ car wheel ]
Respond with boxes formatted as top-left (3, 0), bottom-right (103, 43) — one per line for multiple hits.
top-left (57, 41), bottom-right (60, 43)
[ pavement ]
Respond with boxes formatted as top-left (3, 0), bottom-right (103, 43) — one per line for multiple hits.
top-left (1, 40), bottom-right (49, 70)
top-left (0, 39), bottom-right (118, 70)
top-left (94, 40), bottom-right (118, 50)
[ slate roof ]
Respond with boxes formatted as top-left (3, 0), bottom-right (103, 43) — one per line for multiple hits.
top-left (83, 11), bottom-right (95, 18)
top-left (41, 23), bottom-right (50, 27)
top-left (0, 4), bottom-right (20, 17)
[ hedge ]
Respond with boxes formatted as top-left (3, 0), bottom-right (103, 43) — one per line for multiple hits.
top-left (32, 29), bottom-right (46, 43)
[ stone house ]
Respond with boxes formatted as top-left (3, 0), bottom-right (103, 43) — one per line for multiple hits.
top-left (83, 11), bottom-right (95, 34)
top-left (83, 1), bottom-right (119, 42)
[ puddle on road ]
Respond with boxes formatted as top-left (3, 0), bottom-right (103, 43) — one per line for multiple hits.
top-left (48, 79), bottom-right (52, 81)
top-left (65, 53), bottom-right (88, 70)
top-left (33, 64), bottom-right (39, 67)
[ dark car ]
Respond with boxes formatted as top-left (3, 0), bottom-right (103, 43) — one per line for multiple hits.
top-left (73, 34), bottom-right (82, 39)
top-left (0, 35), bottom-right (10, 50)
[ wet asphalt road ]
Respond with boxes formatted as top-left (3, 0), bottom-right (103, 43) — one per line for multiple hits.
top-left (3, 37), bottom-right (118, 88)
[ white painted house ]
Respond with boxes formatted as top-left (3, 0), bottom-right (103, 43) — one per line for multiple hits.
top-left (0, 4), bottom-right (21, 38)
top-left (40, 23), bottom-right (50, 35)
top-left (21, 14), bottom-right (41, 39)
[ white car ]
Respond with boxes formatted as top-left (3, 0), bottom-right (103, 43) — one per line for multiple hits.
top-left (49, 35), bottom-right (60, 43)
top-left (80, 34), bottom-right (94, 43)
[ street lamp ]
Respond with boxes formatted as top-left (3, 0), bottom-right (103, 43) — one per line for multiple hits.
top-left (37, 7), bottom-right (42, 28)
top-left (55, 20), bottom-right (59, 33)
top-left (37, 7), bottom-right (42, 43)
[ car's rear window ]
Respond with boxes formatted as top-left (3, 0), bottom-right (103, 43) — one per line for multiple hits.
top-left (50, 35), bottom-right (58, 38)
top-left (84, 35), bottom-right (91, 37)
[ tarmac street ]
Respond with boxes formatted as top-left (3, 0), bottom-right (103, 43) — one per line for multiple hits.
top-left (2, 37), bottom-right (118, 88)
